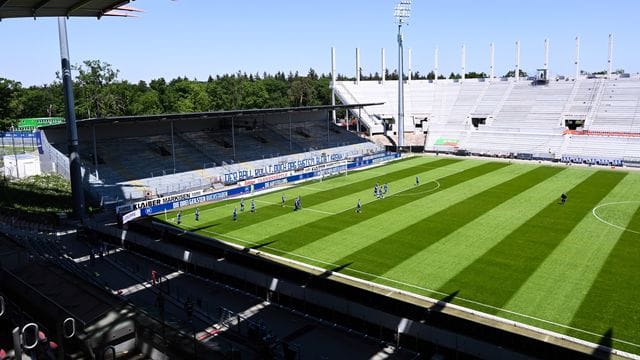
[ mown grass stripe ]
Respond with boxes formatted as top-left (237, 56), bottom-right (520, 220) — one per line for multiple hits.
top-left (251, 162), bottom-right (510, 254)
top-left (329, 165), bottom-right (565, 281)
top-left (177, 157), bottom-right (458, 230)
top-left (500, 173), bottom-right (640, 331)
top-left (154, 155), bottom-right (429, 222)
top-left (437, 170), bottom-right (626, 310)
top-left (291, 162), bottom-right (532, 263)
top-left (224, 159), bottom-right (480, 242)
top-left (379, 166), bottom-right (594, 292)
top-left (567, 202), bottom-right (640, 352)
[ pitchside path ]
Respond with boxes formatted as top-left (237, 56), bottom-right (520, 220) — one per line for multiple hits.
top-left (160, 156), bottom-right (640, 355)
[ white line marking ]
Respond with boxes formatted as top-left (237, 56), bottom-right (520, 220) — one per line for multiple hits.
top-left (254, 199), bottom-right (337, 215)
top-left (592, 201), bottom-right (640, 234)
top-left (196, 228), bottom-right (640, 350)
top-left (388, 180), bottom-right (441, 197)
top-left (300, 185), bottom-right (331, 191)
top-left (336, 179), bottom-right (442, 213)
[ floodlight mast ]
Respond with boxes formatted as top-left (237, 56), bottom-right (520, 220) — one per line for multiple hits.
top-left (394, 0), bottom-right (411, 149)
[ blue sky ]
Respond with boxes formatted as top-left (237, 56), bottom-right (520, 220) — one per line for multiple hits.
top-left (1, 0), bottom-right (638, 86)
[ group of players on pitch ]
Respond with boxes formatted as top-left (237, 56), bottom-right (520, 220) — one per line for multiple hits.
top-left (177, 175), bottom-right (568, 224)
top-left (229, 193), bottom-right (303, 221)
top-left (226, 175), bottom-right (421, 219)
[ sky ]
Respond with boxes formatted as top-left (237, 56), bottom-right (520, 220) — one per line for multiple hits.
top-left (1, 0), bottom-right (639, 86)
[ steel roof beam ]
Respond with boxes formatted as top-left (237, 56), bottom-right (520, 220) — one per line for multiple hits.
top-left (32, 0), bottom-right (54, 18)
top-left (66, 0), bottom-right (93, 16)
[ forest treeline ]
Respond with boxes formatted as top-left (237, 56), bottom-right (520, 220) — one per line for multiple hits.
top-left (1, 59), bottom-right (524, 130)
top-left (0, 60), bottom-right (342, 130)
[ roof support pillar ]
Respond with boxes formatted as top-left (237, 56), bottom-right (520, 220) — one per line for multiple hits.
top-left (170, 120), bottom-right (176, 173)
top-left (58, 17), bottom-right (85, 220)
top-left (331, 47), bottom-right (336, 123)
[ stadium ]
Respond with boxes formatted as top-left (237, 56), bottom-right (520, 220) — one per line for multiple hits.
top-left (1, 1), bottom-right (640, 359)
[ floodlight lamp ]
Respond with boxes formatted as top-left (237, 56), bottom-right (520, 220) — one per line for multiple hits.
top-left (394, 0), bottom-right (411, 24)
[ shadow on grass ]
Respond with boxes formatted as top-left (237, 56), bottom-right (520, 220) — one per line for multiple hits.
top-left (189, 223), bottom-right (221, 232)
top-left (428, 290), bottom-right (459, 314)
top-left (248, 240), bottom-right (277, 250)
top-left (303, 262), bottom-right (354, 287)
top-left (591, 328), bottom-right (613, 360)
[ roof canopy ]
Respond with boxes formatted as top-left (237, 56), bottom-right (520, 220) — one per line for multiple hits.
top-left (0, 0), bottom-right (136, 19)
top-left (42, 103), bottom-right (384, 129)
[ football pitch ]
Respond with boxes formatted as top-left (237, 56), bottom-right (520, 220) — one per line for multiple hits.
top-left (158, 155), bottom-right (640, 354)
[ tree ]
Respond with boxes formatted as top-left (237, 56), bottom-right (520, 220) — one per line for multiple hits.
top-left (503, 69), bottom-right (528, 78)
top-left (0, 78), bottom-right (22, 130)
top-left (262, 78), bottom-right (289, 108)
top-left (1, 62), bottom-right (348, 124)
top-left (11, 85), bottom-right (62, 119)
top-left (240, 81), bottom-right (268, 109)
top-left (313, 76), bottom-right (332, 106)
top-left (307, 68), bottom-right (319, 81)
top-left (73, 60), bottom-right (121, 118)
top-left (465, 72), bottom-right (487, 79)
top-left (288, 77), bottom-right (316, 107)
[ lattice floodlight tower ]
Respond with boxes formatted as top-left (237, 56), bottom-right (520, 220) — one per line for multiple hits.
top-left (394, 0), bottom-right (411, 149)
top-left (0, 1), bottom-right (141, 220)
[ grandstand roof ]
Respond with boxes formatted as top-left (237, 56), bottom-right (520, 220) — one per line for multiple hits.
top-left (43, 103), bottom-right (384, 129)
top-left (0, 0), bottom-right (136, 19)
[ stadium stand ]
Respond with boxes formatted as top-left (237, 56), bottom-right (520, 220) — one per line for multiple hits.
top-left (39, 109), bottom-right (381, 204)
top-left (336, 75), bottom-right (640, 163)
top-left (589, 80), bottom-right (640, 132)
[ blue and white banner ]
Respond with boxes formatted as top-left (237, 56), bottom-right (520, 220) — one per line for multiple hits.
top-left (0, 131), bottom-right (43, 154)
top-left (121, 152), bottom-right (400, 223)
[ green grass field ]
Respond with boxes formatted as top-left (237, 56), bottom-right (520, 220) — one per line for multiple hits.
top-left (158, 156), bottom-right (640, 354)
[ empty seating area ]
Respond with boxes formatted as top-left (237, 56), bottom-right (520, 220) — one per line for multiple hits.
top-left (473, 81), bottom-right (511, 115)
top-left (462, 131), bottom-right (564, 156)
top-left (337, 78), bottom-right (579, 134)
top-left (339, 77), bottom-right (640, 163)
top-left (46, 117), bottom-right (370, 192)
top-left (563, 135), bottom-right (640, 161)
top-left (489, 82), bottom-right (573, 131)
top-left (589, 79), bottom-right (640, 132)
